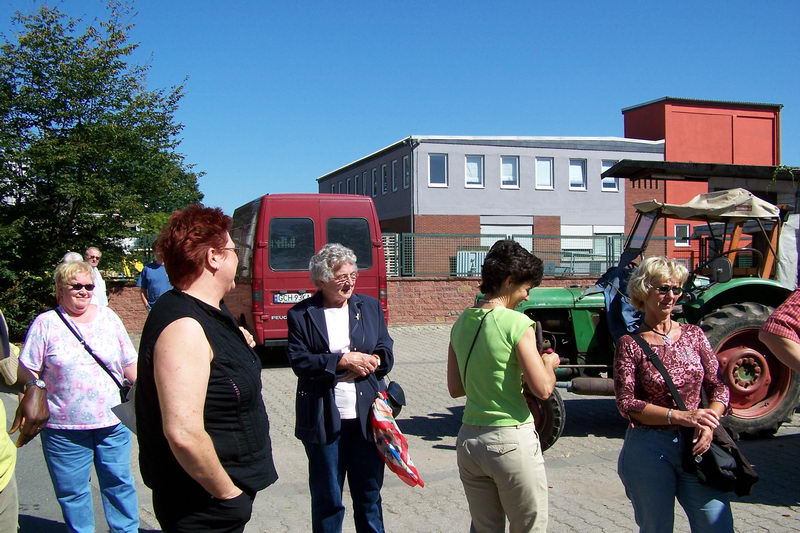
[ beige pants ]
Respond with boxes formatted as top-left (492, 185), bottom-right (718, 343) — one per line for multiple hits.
top-left (0, 475), bottom-right (17, 533)
top-left (457, 423), bottom-right (548, 533)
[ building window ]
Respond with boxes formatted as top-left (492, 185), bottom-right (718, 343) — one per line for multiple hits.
top-left (675, 224), bottom-right (691, 247)
top-left (392, 160), bottom-right (399, 191)
top-left (362, 171), bottom-right (368, 195)
top-left (535, 157), bottom-right (554, 189)
top-left (330, 183), bottom-right (335, 193)
top-left (403, 155), bottom-right (410, 188)
top-left (371, 169), bottom-right (378, 197)
top-left (353, 175), bottom-right (359, 194)
top-left (429, 153), bottom-right (448, 187)
top-left (569, 159), bottom-right (587, 190)
top-left (501, 156), bottom-right (519, 189)
top-left (338, 182), bottom-right (343, 194)
top-left (346, 178), bottom-right (351, 194)
top-left (381, 164), bottom-right (388, 194)
top-left (601, 160), bottom-right (619, 192)
top-left (465, 155), bottom-right (484, 188)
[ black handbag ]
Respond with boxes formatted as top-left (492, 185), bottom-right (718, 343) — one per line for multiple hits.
top-left (631, 334), bottom-right (759, 496)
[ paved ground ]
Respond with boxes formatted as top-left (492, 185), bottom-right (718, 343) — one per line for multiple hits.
top-left (9, 324), bottom-right (800, 532)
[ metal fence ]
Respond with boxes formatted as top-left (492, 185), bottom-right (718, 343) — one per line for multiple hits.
top-left (381, 233), bottom-right (751, 277)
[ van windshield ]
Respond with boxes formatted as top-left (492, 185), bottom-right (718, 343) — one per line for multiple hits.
top-left (328, 218), bottom-right (373, 269)
top-left (269, 218), bottom-right (316, 271)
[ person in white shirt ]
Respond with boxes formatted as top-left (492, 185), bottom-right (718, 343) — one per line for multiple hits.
top-left (84, 247), bottom-right (108, 307)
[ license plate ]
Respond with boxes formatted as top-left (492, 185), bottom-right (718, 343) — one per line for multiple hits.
top-left (273, 292), bottom-right (313, 304)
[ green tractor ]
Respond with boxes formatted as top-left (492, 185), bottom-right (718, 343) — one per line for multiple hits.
top-left (521, 171), bottom-right (798, 451)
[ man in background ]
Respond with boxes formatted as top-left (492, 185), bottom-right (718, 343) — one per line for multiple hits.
top-left (84, 246), bottom-right (108, 306)
top-left (759, 289), bottom-right (800, 372)
top-left (136, 257), bottom-right (173, 310)
top-left (0, 309), bottom-right (50, 530)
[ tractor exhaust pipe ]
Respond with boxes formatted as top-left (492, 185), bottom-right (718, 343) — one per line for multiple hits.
top-left (556, 377), bottom-right (616, 396)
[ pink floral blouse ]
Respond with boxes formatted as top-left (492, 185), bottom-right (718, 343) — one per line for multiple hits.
top-left (614, 324), bottom-right (730, 428)
top-left (19, 306), bottom-right (137, 430)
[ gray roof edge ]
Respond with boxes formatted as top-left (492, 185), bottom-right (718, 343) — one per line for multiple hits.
top-left (622, 96), bottom-right (784, 114)
top-left (317, 137), bottom-right (412, 182)
top-left (417, 137), bottom-right (665, 153)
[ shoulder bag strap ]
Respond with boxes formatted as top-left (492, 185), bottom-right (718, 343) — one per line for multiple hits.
top-left (54, 307), bottom-right (125, 391)
top-left (461, 309), bottom-right (493, 388)
top-left (631, 333), bottom-right (688, 412)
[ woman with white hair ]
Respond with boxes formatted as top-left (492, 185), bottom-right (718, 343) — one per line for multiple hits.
top-left (614, 256), bottom-right (733, 532)
top-left (287, 243), bottom-right (394, 533)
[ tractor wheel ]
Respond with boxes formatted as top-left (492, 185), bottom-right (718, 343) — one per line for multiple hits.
top-left (699, 302), bottom-right (800, 437)
top-left (526, 387), bottom-right (566, 451)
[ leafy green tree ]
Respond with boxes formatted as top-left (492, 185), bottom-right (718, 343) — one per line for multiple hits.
top-left (0, 2), bottom-right (203, 337)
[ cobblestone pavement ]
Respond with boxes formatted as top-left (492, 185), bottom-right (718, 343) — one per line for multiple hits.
top-left (13, 325), bottom-right (800, 532)
top-left (250, 325), bottom-right (800, 533)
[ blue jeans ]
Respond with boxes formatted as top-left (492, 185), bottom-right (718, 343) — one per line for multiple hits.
top-left (41, 424), bottom-right (139, 533)
top-left (618, 426), bottom-right (734, 533)
top-left (303, 419), bottom-right (385, 533)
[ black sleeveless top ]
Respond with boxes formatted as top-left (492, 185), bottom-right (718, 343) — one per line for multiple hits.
top-left (136, 289), bottom-right (278, 494)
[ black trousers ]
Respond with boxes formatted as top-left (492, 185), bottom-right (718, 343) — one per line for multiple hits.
top-left (152, 483), bottom-right (255, 533)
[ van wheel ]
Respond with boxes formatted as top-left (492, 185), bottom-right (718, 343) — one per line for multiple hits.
top-left (525, 387), bottom-right (565, 452)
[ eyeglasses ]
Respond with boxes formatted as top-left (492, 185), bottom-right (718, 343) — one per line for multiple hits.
top-left (651, 285), bottom-right (684, 296)
top-left (86, 255), bottom-right (100, 260)
top-left (67, 283), bottom-right (95, 291)
top-left (332, 272), bottom-right (358, 284)
top-left (221, 247), bottom-right (240, 256)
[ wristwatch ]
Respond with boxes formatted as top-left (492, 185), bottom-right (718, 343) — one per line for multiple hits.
top-left (24, 379), bottom-right (46, 391)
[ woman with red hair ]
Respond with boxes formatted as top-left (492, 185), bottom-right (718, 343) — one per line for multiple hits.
top-left (136, 204), bottom-right (277, 533)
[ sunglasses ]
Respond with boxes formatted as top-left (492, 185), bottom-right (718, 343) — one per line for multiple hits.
top-left (651, 285), bottom-right (683, 296)
top-left (67, 283), bottom-right (95, 291)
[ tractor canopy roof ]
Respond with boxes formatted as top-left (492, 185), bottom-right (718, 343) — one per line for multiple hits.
top-left (634, 188), bottom-right (780, 221)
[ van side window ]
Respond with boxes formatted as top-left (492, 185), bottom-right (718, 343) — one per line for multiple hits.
top-left (231, 198), bottom-right (262, 279)
top-left (327, 218), bottom-right (373, 269)
top-left (269, 218), bottom-right (316, 270)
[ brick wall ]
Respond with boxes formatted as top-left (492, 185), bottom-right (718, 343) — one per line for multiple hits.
top-left (413, 215), bottom-right (479, 234)
top-left (387, 275), bottom-right (597, 326)
top-left (410, 215), bottom-right (481, 275)
top-left (380, 215), bottom-right (412, 234)
top-left (108, 281), bottom-right (147, 336)
top-left (112, 277), bottom-right (598, 334)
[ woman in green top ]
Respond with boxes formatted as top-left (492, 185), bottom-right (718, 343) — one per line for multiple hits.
top-left (447, 240), bottom-right (560, 533)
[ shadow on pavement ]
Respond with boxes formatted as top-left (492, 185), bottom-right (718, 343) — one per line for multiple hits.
top-left (735, 433), bottom-right (800, 507)
top-left (561, 397), bottom-right (627, 440)
top-left (20, 515), bottom-right (162, 533)
top-left (399, 406), bottom-right (463, 444)
top-left (19, 515), bottom-right (62, 533)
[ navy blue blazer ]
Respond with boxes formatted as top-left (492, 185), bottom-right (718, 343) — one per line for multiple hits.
top-left (287, 292), bottom-right (394, 444)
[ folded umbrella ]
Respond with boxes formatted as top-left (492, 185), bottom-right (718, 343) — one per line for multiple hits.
top-left (370, 391), bottom-right (424, 488)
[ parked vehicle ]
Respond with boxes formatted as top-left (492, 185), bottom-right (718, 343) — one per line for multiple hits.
top-left (228, 194), bottom-right (388, 355)
top-left (519, 178), bottom-right (798, 451)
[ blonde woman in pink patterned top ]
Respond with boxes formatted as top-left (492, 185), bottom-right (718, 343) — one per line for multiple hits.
top-left (19, 260), bottom-right (138, 533)
top-left (614, 256), bottom-right (734, 533)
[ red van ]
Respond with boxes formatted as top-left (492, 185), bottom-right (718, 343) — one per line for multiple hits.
top-left (228, 194), bottom-right (388, 348)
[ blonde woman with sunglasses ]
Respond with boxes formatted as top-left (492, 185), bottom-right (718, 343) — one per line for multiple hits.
top-left (614, 256), bottom-right (733, 533)
top-left (19, 260), bottom-right (139, 533)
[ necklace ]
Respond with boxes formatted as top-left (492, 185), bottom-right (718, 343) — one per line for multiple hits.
top-left (647, 319), bottom-right (673, 344)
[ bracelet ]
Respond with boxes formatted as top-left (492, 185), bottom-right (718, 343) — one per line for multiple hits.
top-left (667, 408), bottom-right (673, 425)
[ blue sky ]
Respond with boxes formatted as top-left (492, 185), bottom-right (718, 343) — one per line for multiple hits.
top-left (1, 1), bottom-right (798, 215)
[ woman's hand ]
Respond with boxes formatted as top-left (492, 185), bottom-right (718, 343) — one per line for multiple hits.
top-left (239, 326), bottom-right (256, 348)
top-left (10, 387), bottom-right (50, 447)
top-left (541, 351), bottom-right (560, 370)
top-left (674, 408), bottom-right (720, 430)
top-left (691, 425), bottom-right (714, 456)
top-left (338, 351), bottom-right (379, 379)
